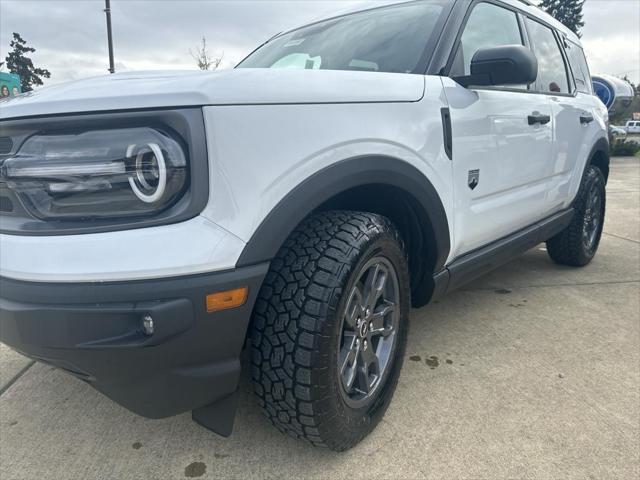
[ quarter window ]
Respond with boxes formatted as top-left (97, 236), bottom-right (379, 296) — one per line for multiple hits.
top-left (451, 2), bottom-right (524, 82)
top-left (565, 41), bottom-right (592, 94)
top-left (525, 19), bottom-right (569, 94)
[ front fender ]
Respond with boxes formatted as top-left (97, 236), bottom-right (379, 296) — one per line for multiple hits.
top-left (236, 154), bottom-right (451, 271)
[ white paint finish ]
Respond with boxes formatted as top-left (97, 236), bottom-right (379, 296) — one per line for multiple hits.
top-left (442, 78), bottom-right (554, 258)
top-left (200, 75), bottom-right (453, 247)
top-left (0, 72), bottom-right (440, 282)
top-left (545, 93), bottom-right (609, 214)
top-left (0, 216), bottom-right (245, 282)
top-left (0, 74), bottom-right (448, 283)
top-left (0, 68), bottom-right (606, 282)
top-left (0, 0), bottom-right (607, 283)
top-left (0, 69), bottom-right (424, 120)
top-left (626, 121), bottom-right (640, 134)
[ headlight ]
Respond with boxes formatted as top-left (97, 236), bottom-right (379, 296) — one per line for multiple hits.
top-left (0, 127), bottom-right (187, 220)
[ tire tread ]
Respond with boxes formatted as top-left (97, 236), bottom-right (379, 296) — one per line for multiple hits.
top-left (250, 210), bottom-right (404, 450)
top-left (546, 164), bottom-right (606, 266)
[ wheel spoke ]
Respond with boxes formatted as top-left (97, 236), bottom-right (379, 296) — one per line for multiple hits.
top-left (342, 341), bottom-right (360, 392)
top-left (360, 341), bottom-right (376, 365)
top-left (371, 325), bottom-right (394, 338)
top-left (364, 263), bottom-right (387, 311)
top-left (344, 286), bottom-right (364, 329)
top-left (369, 301), bottom-right (395, 337)
top-left (369, 353), bottom-right (380, 381)
top-left (345, 361), bottom-right (358, 392)
top-left (355, 360), bottom-right (371, 394)
top-left (339, 333), bottom-right (357, 374)
top-left (356, 346), bottom-right (379, 393)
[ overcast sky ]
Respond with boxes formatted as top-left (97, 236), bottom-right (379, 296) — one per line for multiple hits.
top-left (1, 0), bottom-right (639, 86)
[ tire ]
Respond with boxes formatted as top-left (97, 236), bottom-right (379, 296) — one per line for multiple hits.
top-left (546, 164), bottom-right (606, 266)
top-left (250, 210), bottom-right (410, 451)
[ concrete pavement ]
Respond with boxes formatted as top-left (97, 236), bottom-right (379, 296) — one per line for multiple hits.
top-left (1, 157), bottom-right (638, 479)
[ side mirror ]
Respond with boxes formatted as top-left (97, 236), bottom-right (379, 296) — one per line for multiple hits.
top-left (453, 45), bottom-right (538, 88)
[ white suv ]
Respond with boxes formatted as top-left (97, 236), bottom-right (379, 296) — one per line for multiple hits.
top-left (0, 0), bottom-right (609, 451)
top-left (626, 120), bottom-right (640, 134)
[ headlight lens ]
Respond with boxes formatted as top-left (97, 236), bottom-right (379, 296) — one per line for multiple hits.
top-left (0, 127), bottom-right (187, 220)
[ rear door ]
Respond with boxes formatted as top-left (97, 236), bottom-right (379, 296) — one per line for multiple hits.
top-left (444, 1), bottom-right (554, 259)
top-left (524, 18), bottom-right (595, 214)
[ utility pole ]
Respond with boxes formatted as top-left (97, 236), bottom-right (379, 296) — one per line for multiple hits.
top-left (104, 0), bottom-right (115, 73)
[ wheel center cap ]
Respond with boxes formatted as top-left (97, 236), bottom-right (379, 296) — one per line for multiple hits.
top-left (359, 321), bottom-right (369, 338)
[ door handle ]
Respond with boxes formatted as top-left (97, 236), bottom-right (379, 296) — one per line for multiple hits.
top-left (580, 114), bottom-right (594, 124)
top-left (528, 112), bottom-right (551, 125)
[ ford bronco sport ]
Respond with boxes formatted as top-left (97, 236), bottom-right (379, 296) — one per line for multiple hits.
top-left (0, 0), bottom-right (608, 451)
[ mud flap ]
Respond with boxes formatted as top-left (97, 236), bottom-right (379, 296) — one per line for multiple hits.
top-left (191, 390), bottom-right (239, 437)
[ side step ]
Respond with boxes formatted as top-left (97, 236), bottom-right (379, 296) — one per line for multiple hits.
top-left (431, 208), bottom-right (574, 299)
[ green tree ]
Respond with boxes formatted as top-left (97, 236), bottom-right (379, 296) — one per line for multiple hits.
top-left (539, 0), bottom-right (585, 37)
top-left (622, 75), bottom-right (639, 95)
top-left (4, 33), bottom-right (51, 91)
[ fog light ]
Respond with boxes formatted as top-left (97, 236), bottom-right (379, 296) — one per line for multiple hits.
top-left (142, 314), bottom-right (154, 335)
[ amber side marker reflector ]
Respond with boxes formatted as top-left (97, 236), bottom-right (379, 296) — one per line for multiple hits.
top-left (206, 287), bottom-right (248, 313)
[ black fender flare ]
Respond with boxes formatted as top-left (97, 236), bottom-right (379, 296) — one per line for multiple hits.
top-left (236, 155), bottom-right (451, 272)
top-left (586, 136), bottom-right (610, 181)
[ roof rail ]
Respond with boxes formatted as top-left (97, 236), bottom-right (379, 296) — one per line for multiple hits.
top-left (517, 0), bottom-right (537, 7)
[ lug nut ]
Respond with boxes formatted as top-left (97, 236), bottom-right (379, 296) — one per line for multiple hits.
top-left (142, 315), bottom-right (154, 336)
top-left (363, 340), bottom-right (368, 350)
top-left (369, 321), bottom-right (374, 330)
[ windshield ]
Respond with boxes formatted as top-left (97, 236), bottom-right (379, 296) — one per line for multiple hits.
top-left (237, 1), bottom-right (449, 74)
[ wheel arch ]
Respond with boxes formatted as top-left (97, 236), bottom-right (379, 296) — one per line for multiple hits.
top-left (588, 136), bottom-right (610, 182)
top-left (236, 155), bottom-right (451, 307)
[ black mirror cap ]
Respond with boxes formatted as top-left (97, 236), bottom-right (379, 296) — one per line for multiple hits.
top-left (454, 45), bottom-right (538, 88)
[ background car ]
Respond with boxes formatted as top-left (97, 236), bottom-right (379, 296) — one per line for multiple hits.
top-left (625, 120), bottom-right (640, 134)
top-left (610, 125), bottom-right (628, 137)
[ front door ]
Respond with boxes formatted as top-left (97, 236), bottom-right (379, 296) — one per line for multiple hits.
top-left (443, 1), bottom-right (553, 259)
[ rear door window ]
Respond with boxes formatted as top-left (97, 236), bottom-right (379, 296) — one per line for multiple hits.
top-left (525, 18), bottom-right (570, 94)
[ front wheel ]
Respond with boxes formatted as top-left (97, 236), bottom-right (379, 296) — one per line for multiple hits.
top-left (250, 211), bottom-right (410, 451)
top-left (546, 164), bottom-right (606, 266)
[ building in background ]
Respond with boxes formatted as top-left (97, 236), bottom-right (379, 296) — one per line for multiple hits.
top-left (0, 72), bottom-right (22, 98)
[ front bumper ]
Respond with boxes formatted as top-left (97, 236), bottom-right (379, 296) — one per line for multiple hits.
top-left (0, 263), bottom-right (268, 422)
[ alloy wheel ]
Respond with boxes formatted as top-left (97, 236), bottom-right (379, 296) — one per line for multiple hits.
top-left (583, 182), bottom-right (603, 253)
top-left (337, 256), bottom-right (400, 408)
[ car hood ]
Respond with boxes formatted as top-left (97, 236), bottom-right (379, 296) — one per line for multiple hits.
top-left (0, 69), bottom-right (425, 120)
